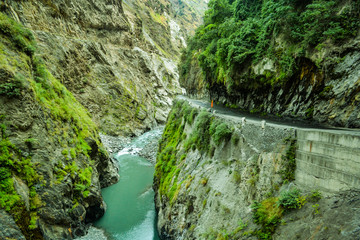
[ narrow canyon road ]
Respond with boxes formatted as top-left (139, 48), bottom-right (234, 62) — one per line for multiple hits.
top-left (177, 95), bottom-right (360, 136)
top-left (178, 95), bottom-right (360, 192)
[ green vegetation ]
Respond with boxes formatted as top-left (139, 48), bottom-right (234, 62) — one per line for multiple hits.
top-left (0, 80), bottom-right (23, 97)
top-left (0, 12), bottom-right (36, 56)
top-left (184, 109), bottom-right (213, 153)
top-left (0, 12), bottom-right (101, 236)
top-left (202, 228), bottom-right (230, 240)
top-left (0, 11), bottom-right (35, 98)
top-left (308, 189), bottom-right (322, 202)
top-left (202, 199), bottom-right (207, 208)
top-left (209, 120), bottom-right (233, 145)
top-left (155, 100), bottom-right (235, 205)
top-left (180, 0), bottom-right (360, 94)
top-left (277, 188), bottom-right (306, 210)
top-left (232, 170), bottom-right (241, 184)
top-left (251, 188), bottom-right (308, 239)
top-left (187, 107), bottom-right (199, 125)
top-left (0, 12), bottom-right (97, 159)
top-left (200, 177), bottom-right (208, 186)
top-left (231, 133), bottom-right (240, 145)
top-left (279, 138), bottom-right (297, 183)
top-left (0, 120), bottom-right (41, 235)
top-left (155, 100), bottom-right (187, 204)
top-left (305, 106), bottom-right (314, 119)
top-left (54, 161), bottom-right (92, 198)
top-left (31, 56), bottom-right (97, 157)
top-left (252, 197), bottom-right (283, 239)
top-left (201, 220), bottom-right (249, 240)
top-left (312, 203), bottom-right (320, 214)
top-left (319, 85), bottom-right (334, 98)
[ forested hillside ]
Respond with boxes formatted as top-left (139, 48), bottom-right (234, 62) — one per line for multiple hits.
top-left (180, 0), bottom-right (360, 128)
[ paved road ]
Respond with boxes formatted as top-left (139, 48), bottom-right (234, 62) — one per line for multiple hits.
top-left (177, 95), bottom-right (360, 136)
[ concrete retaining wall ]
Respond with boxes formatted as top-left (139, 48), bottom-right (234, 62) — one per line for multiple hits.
top-left (295, 129), bottom-right (360, 192)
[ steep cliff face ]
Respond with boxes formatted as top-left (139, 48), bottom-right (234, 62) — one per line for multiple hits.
top-left (2, 0), bottom-right (207, 136)
top-left (0, 13), bottom-right (118, 239)
top-left (0, 0), bottom-right (208, 239)
top-left (180, 0), bottom-right (360, 128)
top-left (154, 100), bottom-right (360, 240)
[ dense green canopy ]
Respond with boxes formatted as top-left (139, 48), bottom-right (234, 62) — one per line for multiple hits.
top-left (180, 0), bottom-right (360, 93)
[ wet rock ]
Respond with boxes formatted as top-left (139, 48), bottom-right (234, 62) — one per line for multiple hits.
top-left (137, 128), bottom-right (163, 164)
top-left (70, 204), bottom-right (87, 222)
top-left (97, 155), bottom-right (120, 188)
top-left (38, 220), bottom-right (72, 240)
top-left (86, 137), bottom-right (120, 188)
top-left (99, 133), bottom-right (131, 155)
top-left (84, 192), bottom-right (106, 223)
top-left (0, 210), bottom-right (26, 240)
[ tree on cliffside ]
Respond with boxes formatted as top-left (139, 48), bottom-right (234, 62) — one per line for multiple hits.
top-left (180, 0), bottom-right (360, 94)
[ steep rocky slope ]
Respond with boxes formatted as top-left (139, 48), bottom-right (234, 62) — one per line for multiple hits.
top-left (154, 100), bottom-right (360, 240)
top-left (0, 13), bottom-right (118, 239)
top-left (0, 0), bottom-right (208, 239)
top-left (2, 0), bottom-right (207, 136)
top-left (180, 0), bottom-right (360, 128)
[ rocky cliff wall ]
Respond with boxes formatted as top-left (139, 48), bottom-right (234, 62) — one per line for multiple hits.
top-left (180, 0), bottom-right (360, 129)
top-left (0, 0), bottom-right (209, 239)
top-left (183, 35), bottom-right (360, 128)
top-left (154, 100), bottom-right (360, 240)
top-left (209, 44), bottom-right (360, 129)
top-left (1, 0), bottom-right (207, 136)
top-left (0, 13), bottom-right (119, 239)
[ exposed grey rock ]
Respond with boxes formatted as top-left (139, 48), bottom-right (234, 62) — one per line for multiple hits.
top-left (99, 133), bottom-right (131, 155)
top-left (13, 176), bottom-right (30, 211)
top-left (0, 0), bottom-right (208, 239)
top-left (2, 0), bottom-right (206, 137)
top-left (275, 190), bottom-right (360, 240)
top-left (0, 210), bottom-right (26, 240)
top-left (155, 101), bottom-right (360, 240)
top-left (155, 106), bottom-right (296, 239)
top-left (137, 133), bottom-right (163, 165)
top-left (86, 137), bottom-right (120, 188)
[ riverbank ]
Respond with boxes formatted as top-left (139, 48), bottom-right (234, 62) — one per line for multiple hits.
top-left (80, 127), bottom-right (164, 239)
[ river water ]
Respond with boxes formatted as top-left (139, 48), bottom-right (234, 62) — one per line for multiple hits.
top-left (79, 128), bottom-right (162, 240)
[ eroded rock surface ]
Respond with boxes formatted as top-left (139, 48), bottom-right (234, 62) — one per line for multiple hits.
top-left (154, 100), bottom-right (360, 240)
top-left (0, 1), bottom-right (208, 239)
top-left (2, 0), bottom-right (207, 136)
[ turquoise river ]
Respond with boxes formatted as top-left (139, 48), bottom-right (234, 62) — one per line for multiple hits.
top-left (80, 129), bottom-right (162, 240)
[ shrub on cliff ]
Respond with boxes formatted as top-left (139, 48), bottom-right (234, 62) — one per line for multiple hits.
top-left (277, 188), bottom-right (306, 210)
top-left (210, 120), bottom-right (233, 145)
top-left (184, 110), bottom-right (213, 152)
top-left (252, 197), bottom-right (283, 239)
